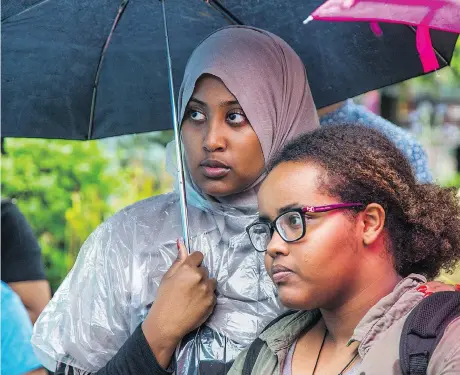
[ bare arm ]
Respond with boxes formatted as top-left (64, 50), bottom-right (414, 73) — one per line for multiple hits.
top-left (26, 368), bottom-right (48, 375)
top-left (9, 280), bottom-right (51, 323)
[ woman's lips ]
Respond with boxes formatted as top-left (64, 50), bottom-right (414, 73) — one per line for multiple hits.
top-left (272, 271), bottom-right (294, 283)
top-left (271, 265), bottom-right (295, 284)
top-left (201, 166), bottom-right (230, 179)
top-left (200, 159), bottom-right (231, 179)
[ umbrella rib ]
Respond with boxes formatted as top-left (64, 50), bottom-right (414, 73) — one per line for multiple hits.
top-left (2, 0), bottom-right (51, 23)
top-left (88, 0), bottom-right (129, 140)
top-left (406, 25), bottom-right (449, 67)
top-left (205, 0), bottom-right (244, 25)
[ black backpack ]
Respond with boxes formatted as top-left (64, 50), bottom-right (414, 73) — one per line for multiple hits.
top-left (242, 291), bottom-right (460, 375)
top-left (400, 291), bottom-right (460, 375)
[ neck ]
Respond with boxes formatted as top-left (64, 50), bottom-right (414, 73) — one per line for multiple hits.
top-left (320, 266), bottom-right (402, 347)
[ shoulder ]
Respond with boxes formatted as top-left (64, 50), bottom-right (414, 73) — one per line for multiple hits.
top-left (63, 192), bottom-right (180, 272)
top-left (1, 281), bottom-right (31, 330)
top-left (1, 199), bottom-right (35, 234)
top-left (93, 192), bottom-right (179, 236)
top-left (260, 310), bottom-right (315, 342)
top-left (346, 102), bottom-right (416, 140)
top-left (1, 198), bottom-right (16, 216)
top-left (109, 192), bottom-right (178, 221)
top-left (1, 281), bottom-right (21, 306)
top-left (228, 311), bottom-right (312, 375)
top-left (1, 199), bottom-right (45, 282)
top-left (70, 192), bottom-right (190, 275)
top-left (227, 340), bottom-right (277, 375)
top-left (428, 316), bottom-right (460, 374)
top-left (320, 101), bottom-right (416, 145)
top-left (1, 282), bottom-right (43, 374)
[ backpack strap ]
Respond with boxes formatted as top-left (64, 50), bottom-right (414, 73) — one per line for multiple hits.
top-left (242, 310), bottom-right (297, 375)
top-left (400, 291), bottom-right (460, 375)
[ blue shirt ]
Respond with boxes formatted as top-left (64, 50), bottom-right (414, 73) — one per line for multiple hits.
top-left (1, 281), bottom-right (43, 375)
top-left (320, 100), bottom-right (433, 183)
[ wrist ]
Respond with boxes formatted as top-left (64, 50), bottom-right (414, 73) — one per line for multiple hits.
top-left (141, 319), bottom-right (181, 369)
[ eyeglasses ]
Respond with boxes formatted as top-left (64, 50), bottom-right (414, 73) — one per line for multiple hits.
top-left (246, 203), bottom-right (363, 252)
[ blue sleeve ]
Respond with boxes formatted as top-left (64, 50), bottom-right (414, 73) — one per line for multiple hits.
top-left (403, 139), bottom-right (433, 184)
top-left (1, 282), bottom-right (43, 375)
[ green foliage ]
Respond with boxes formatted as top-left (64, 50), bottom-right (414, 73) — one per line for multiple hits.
top-left (451, 39), bottom-right (460, 77)
top-left (110, 131), bottom-right (174, 180)
top-left (443, 173), bottom-right (460, 189)
top-left (2, 137), bottom-right (171, 292)
top-left (403, 39), bottom-right (460, 95)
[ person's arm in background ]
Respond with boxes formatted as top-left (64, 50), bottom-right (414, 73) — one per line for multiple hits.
top-left (8, 280), bottom-right (51, 323)
top-left (1, 200), bottom-right (51, 323)
top-left (1, 282), bottom-right (48, 375)
top-left (26, 370), bottom-right (47, 375)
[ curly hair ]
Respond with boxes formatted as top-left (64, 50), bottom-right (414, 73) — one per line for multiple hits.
top-left (269, 124), bottom-right (460, 279)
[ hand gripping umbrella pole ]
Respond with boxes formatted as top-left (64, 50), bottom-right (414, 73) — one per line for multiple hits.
top-left (160, 0), bottom-right (191, 253)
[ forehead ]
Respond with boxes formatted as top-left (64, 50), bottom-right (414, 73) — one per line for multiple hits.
top-left (192, 75), bottom-right (237, 103)
top-left (258, 162), bottom-right (326, 217)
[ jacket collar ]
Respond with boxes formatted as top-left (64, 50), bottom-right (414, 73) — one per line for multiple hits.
top-left (258, 274), bottom-right (426, 359)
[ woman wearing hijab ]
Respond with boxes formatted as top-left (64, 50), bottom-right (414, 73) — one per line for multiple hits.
top-left (32, 26), bottom-right (320, 375)
top-left (230, 124), bottom-right (460, 375)
top-left (32, 26), bottom-right (450, 375)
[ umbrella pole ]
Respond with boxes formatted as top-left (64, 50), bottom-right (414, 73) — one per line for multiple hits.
top-left (160, 0), bottom-right (191, 253)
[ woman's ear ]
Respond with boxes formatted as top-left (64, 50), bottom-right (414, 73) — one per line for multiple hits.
top-left (361, 203), bottom-right (386, 246)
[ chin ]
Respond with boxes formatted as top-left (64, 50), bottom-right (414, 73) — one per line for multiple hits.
top-left (198, 180), bottom-right (239, 197)
top-left (279, 288), bottom-right (318, 311)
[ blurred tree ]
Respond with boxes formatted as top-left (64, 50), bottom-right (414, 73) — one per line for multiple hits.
top-left (443, 173), bottom-right (460, 189)
top-left (2, 137), bottom-right (171, 292)
top-left (451, 39), bottom-right (460, 77)
top-left (106, 130), bottom-right (174, 182)
top-left (406, 39), bottom-right (460, 96)
top-left (1, 139), bottom-right (115, 290)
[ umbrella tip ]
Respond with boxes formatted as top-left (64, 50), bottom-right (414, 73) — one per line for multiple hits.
top-left (303, 15), bottom-right (314, 25)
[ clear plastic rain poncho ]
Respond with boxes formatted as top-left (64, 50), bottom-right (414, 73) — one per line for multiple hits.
top-left (31, 26), bottom-right (319, 374)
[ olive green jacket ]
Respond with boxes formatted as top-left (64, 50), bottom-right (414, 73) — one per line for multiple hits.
top-left (228, 274), bottom-right (460, 375)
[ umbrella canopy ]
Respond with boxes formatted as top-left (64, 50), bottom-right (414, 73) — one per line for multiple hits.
top-left (308, 0), bottom-right (460, 72)
top-left (2, 0), bottom-right (459, 140)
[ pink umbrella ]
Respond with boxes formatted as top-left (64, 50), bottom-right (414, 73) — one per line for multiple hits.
top-left (305, 0), bottom-right (460, 73)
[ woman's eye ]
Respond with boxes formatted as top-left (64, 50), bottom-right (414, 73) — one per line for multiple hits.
top-left (227, 112), bottom-right (247, 125)
top-left (188, 110), bottom-right (206, 122)
top-left (288, 215), bottom-right (302, 226)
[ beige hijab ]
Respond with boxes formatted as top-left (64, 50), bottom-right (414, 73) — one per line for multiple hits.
top-left (176, 26), bottom-right (319, 208)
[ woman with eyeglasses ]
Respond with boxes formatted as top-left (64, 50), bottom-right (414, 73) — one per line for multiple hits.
top-left (32, 26), bottom-right (450, 375)
top-left (32, 26), bottom-right (320, 375)
top-left (230, 124), bottom-right (460, 375)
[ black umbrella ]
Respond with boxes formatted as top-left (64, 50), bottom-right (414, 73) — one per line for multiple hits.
top-left (2, 4), bottom-right (458, 369)
top-left (2, 0), bottom-right (458, 247)
top-left (2, 0), bottom-right (458, 141)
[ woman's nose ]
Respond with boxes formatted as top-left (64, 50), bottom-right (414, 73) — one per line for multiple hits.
top-left (266, 232), bottom-right (289, 258)
top-left (203, 118), bottom-right (226, 152)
